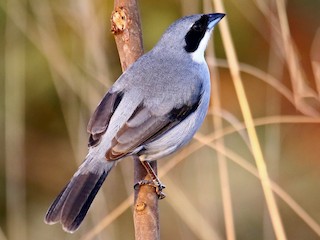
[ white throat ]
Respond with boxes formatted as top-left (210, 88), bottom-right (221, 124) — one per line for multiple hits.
top-left (190, 30), bottom-right (212, 64)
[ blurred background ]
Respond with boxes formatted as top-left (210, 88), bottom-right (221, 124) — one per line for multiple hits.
top-left (1, 0), bottom-right (320, 239)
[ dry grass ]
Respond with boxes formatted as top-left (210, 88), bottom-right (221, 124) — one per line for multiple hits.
top-left (1, 0), bottom-right (320, 239)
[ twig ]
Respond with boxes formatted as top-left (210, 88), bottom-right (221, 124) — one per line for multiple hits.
top-left (111, 1), bottom-right (160, 239)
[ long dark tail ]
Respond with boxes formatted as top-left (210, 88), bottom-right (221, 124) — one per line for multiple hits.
top-left (44, 156), bottom-right (115, 233)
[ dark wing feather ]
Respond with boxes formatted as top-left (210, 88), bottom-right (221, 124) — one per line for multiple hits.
top-left (106, 104), bottom-right (169, 159)
top-left (106, 96), bottom-right (201, 160)
top-left (87, 90), bottom-right (124, 147)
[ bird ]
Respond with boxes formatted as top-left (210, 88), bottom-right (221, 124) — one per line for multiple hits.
top-left (44, 12), bottom-right (225, 233)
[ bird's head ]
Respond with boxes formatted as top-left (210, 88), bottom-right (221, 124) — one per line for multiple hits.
top-left (153, 13), bottom-right (225, 63)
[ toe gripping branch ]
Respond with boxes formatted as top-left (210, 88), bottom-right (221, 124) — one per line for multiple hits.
top-left (134, 160), bottom-right (166, 199)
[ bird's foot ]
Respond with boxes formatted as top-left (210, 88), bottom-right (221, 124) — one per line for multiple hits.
top-left (134, 179), bottom-right (166, 199)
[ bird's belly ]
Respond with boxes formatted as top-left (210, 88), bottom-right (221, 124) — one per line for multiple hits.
top-left (140, 97), bottom-right (209, 161)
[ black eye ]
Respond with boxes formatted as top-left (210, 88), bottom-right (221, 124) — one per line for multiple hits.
top-left (184, 15), bottom-right (209, 53)
top-left (192, 23), bottom-right (204, 32)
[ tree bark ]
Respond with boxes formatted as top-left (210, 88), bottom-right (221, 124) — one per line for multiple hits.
top-left (111, 0), bottom-right (143, 71)
top-left (111, 1), bottom-right (160, 239)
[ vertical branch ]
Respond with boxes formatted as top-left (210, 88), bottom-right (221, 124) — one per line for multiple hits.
top-left (111, 1), bottom-right (160, 240)
top-left (111, 0), bottom-right (143, 71)
top-left (133, 157), bottom-right (160, 240)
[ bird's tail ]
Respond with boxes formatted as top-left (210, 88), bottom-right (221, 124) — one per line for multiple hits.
top-left (44, 155), bottom-right (115, 233)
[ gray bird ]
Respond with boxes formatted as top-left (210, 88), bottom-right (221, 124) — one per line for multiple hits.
top-left (45, 12), bottom-right (225, 233)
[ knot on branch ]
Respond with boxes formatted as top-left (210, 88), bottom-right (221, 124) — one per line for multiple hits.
top-left (111, 7), bottom-right (129, 34)
top-left (136, 201), bottom-right (147, 212)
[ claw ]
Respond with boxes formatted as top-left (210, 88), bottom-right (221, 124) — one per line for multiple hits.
top-left (154, 180), bottom-right (166, 199)
top-left (134, 179), bottom-right (152, 190)
top-left (156, 190), bottom-right (166, 199)
top-left (134, 179), bottom-right (166, 199)
top-left (134, 160), bottom-right (167, 199)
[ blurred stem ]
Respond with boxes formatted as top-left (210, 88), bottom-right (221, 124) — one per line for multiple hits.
top-left (4, 0), bottom-right (27, 240)
top-left (209, 43), bottom-right (236, 240)
top-left (263, 3), bottom-right (284, 238)
top-left (310, 29), bottom-right (320, 97)
top-left (205, 0), bottom-right (236, 239)
top-left (111, 1), bottom-right (160, 240)
top-left (0, 228), bottom-right (8, 240)
top-left (82, 115), bottom-right (320, 239)
top-left (274, 0), bottom-right (318, 115)
top-left (212, 0), bottom-right (287, 239)
top-left (195, 133), bottom-right (320, 237)
top-left (164, 178), bottom-right (222, 240)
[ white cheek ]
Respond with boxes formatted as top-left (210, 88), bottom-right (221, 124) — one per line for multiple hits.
top-left (190, 30), bottom-right (212, 64)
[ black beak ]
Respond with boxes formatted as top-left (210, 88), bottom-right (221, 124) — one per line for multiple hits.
top-left (207, 13), bottom-right (225, 29)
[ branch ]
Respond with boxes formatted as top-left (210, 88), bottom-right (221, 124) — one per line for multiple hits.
top-left (111, 0), bottom-right (143, 70)
top-left (111, 1), bottom-right (160, 239)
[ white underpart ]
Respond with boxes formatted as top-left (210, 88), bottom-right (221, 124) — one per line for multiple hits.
top-left (191, 30), bottom-right (213, 64)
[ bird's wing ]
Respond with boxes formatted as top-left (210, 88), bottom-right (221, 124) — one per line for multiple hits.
top-left (105, 96), bottom-right (202, 160)
top-left (87, 75), bottom-right (203, 159)
top-left (87, 90), bottom-right (124, 147)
